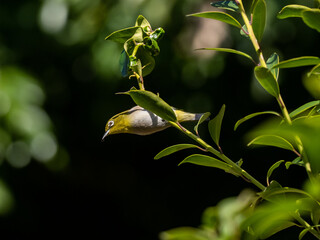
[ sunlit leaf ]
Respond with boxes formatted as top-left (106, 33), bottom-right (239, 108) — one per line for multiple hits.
top-left (248, 135), bottom-right (296, 152)
top-left (254, 66), bottom-right (280, 98)
top-left (187, 11), bottom-right (242, 29)
top-left (302, 9), bottom-right (320, 33)
top-left (266, 52), bottom-right (280, 80)
top-left (277, 5), bottom-right (311, 19)
top-left (179, 154), bottom-right (238, 176)
top-left (289, 100), bottom-right (320, 118)
top-left (272, 56), bottom-right (320, 69)
top-left (194, 112), bottom-right (211, 136)
top-left (119, 89), bottom-right (177, 122)
top-left (210, 1), bottom-right (239, 12)
top-left (135, 15), bottom-right (151, 30)
top-left (251, 0), bottom-right (266, 42)
top-left (105, 26), bottom-right (141, 44)
top-left (303, 73), bottom-right (320, 99)
top-left (208, 105), bottom-right (225, 148)
top-left (308, 64), bottom-right (320, 77)
top-left (266, 160), bottom-right (284, 185)
top-left (154, 144), bottom-right (200, 160)
top-left (234, 111), bottom-right (281, 131)
top-left (197, 48), bottom-right (255, 63)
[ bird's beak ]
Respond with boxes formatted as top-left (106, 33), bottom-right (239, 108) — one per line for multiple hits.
top-left (101, 129), bottom-right (110, 142)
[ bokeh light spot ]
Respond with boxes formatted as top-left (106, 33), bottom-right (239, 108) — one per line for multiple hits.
top-left (6, 141), bottom-right (31, 168)
top-left (31, 132), bottom-right (57, 162)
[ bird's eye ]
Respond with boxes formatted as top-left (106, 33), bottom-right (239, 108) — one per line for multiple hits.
top-left (108, 121), bottom-right (114, 127)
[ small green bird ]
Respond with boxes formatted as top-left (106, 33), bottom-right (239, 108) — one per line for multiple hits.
top-left (102, 105), bottom-right (203, 140)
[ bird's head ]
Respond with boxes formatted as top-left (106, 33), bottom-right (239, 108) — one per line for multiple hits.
top-left (101, 112), bottom-right (131, 141)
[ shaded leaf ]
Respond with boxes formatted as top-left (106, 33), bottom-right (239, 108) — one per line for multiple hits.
top-left (248, 135), bottom-right (296, 152)
top-left (198, 48), bottom-right (254, 63)
top-left (266, 52), bottom-right (280, 80)
top-left (159, 227), bottom-right (208, 240)
top-left (119, 50), bottom-right (130, 77)
top-left (277, 5), bottom-right (311, 19)
top-left (187, 11), bottom-right (242, 29)
top-left (154, 144), bottom-right (200, 160)
top-left (299, 228), bottom-right (309, 240)
top-left (119, 89), bottom-right (177, 122)
top-left (252, 0), bottom-right (266, 42)
top-left (302, 9), bottom-right (320, 33)
top-left (285, 157), bottom-right (304, 169)
top-left (210, 1), bottom-right (239, 12)
top-left (272, 56), bottom-right (320, 69)
top-left (179, 154), bottom-right (239, 176)
top-left (240, 24), bottom-right (249, 37)
top-left (289, 100), bottom-right (320, 118)
top-left (234, 111), bottom-right (281, 131)
top-left (267, 160), bottom-right (284, 185)
top-left (208, 105), bottom-right (225, 148)
top-left (105, 26), bottom-right (141, 44)
top-left (194, 112), bottom-right (211, 136)
top-left (254, 66), bottom-right (280, 98)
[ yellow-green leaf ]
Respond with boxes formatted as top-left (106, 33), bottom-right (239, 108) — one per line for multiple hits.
top-left (302, 9), bottom-right (320, 33)
top-left (272, 56), bottom-right (320, 69)
top-left (187, 11), bottom-right (242, 29)
top-left (248, 135), bottom-right (295, 152)
top-left (254, 66), bottom-right (280, 98)
top-left (252, 0), bottom-right (266, 42)
top-left (234, 111), bottom-right (281, 131)
top-left (277, 4), bottom-right (311, 19)
top-left (154, 144), bottom-right (200, 160)
top-left (208, 105), bottom-right (225, 148)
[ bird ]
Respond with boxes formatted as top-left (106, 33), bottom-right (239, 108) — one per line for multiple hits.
top-left (102, 105), bottom-right (204, 140)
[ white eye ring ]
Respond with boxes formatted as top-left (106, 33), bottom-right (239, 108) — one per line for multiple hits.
top-left (108, 121), bottom-right (114, 127)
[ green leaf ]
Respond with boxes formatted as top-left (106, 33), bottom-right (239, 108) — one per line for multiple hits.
top-left (135, 15), bottom-right (151, 30)
top-left (208, 105), bottom-right (225, 148)
top-left (254, 66), bottom-right (280, 98)
top-left (154, 144), bottom-right (200, 160)
top-left (105, 26), bottom-right (141, 44)
top-left (234, 111), bottom-right (281, 131)
top-left (285, 157), bottom-right (304, 169)
top-left (179, 154), bottom-right (238, 175)
top-left (194, 112), bottom-right (211, 136)
top-left (266, 52), bottom-right (280, 80)
top-left (248, 135), bottom-right (296, 152)
top-left (197, 48), bottom-right (255, 63)
top-left (299, 228), bottom-right (309, 240)
top-left (302, 9), bottom-right (320, 33)
top-left (210, 1), bottom-right (239, 12)
top-left (159, 227), bottom-right (208, 240)
top-left (289, 100), bottom-right (320, 118)
top-left (120, 89), bottom-right (177, 122)
top-left (277, 5), bottom-right (311, 19)
top-left (240, 24), bottom-right (249, 37)
top-left (187, 11), bottom-right (242, 29)
top-left (272, 56), bottom-right (320, 69)
top-left (266, 160), bottom-right (284, 185)
top-left (308, 64), bottom-right (320, 77)
top-left (251, 0), bottom-right (266, 42)
top-left (136, 47), bottom-right (155, 77)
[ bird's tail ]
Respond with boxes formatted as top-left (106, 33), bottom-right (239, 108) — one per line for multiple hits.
top-left (175, 110), bottom-right (207, 123)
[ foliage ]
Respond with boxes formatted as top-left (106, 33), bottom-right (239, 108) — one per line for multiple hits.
top-left (105, 0), bottom-right (320, 239)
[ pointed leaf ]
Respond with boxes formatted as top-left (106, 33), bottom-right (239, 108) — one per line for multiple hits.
top-left (285, 157), bottom-right (304, 169)
top-left (179, 154), bottom-right (238, 175)
top-left (299, 228), bottom-right (309, 240)
top-left (277, 5), bottom-right (311, 19)
top-left (254, 66), bottom-right (280, 98)
top-left (308, 64), bottom-right (320, 77)
top-left (198, 48), bottom-right (255, 63)
top-left (240, 24), bottom-right (249, 37)
top-left (105, 26), bottom-right (141, 44)
top-left (120, 89), bottom-right (177, 122)
top-left (234, 111), bottom-right (281, 131)
top-left (208, 105), bottom-right (225, 147)
top-left (272, 56), bottom-right (320, 69)
top-left (267, 160), bottom-right (284, 185)
top-left (135, 15), bottom-right (151, 30)
top-left (210, 1), bottom-right (239, 12)
top-left (266, 52), bottom-right (280, 80)
top-left (302, 9), bottom-right (320, 33)
top-left (252, 0), bottom-right (266, 42)
top-left (194, 112), bottom-right (211, 136)
top-left (289, 100), bottom-right (320, 118)
top-left (154, 144), bottom-right (200, 160)
top-left (248, 135), bottom-right (296, 152)
top-left (187, 11), bottom-right (242, 29)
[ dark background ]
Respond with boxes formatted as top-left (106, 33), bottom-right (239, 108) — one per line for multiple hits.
top-left (0, 0), bottom-right (319, 238)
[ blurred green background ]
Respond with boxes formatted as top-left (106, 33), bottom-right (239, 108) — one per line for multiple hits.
top-left (0, 0), bottom-right (319, 238)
